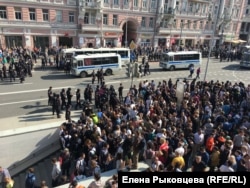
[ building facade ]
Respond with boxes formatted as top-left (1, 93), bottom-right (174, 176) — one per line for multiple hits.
top-left (240, 0), bottom-right (250, 43)
top-left (0, 0), bottom-right (246, 50)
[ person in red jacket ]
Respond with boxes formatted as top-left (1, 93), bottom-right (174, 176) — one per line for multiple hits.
top-left (206, 132), bottom-right (216, 154)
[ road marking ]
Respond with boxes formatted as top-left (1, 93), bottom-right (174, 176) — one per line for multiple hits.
top-left (0, 86), bottom-right (75, 96)
top-left (0, 98), bottom-right (48, 106)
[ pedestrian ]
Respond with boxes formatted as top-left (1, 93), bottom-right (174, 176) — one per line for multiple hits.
top-left (51, 157), bottom-right (61, 187)
top-left (118, 83), bottom-right (124, 102)
top-left (69, 180), bottom-right (85, 188)
top-left (188, 65), bottom-right (194, 78)
top-left (75, 88), bottom-right (82, 110)
top-left (92, 70), bottom-right (96, 85)
top-left (55, 94), bottom-right (61, 118)
top-left (0, 69), bottom-right (3, 81)
top-left (2, 64), bottom-right (7, 78)
top-left (60, 88), bottom-right (67, 110)
top-left (48, 86), bottom-right (53, 106)
top-left (196, 67), bottom-right (201, 79)
top-left (0, 166), bottom-right (11, 188)
top-left (97, 69), bottom-right (101, 84)
top-left (66, 88), bottom-right (73, 106)
top-left (39, 180), bottom-right (49, 188)
top-left (5, 177), bottom-right (14, 188)
top-left (8, 65), bottom-right (15, 82)
top-left (52, 93), bottom-right (57, 115)
top-left (65, 104), bottom-right (71, 121)
top-left (25, 167), bottom-right (36, 188)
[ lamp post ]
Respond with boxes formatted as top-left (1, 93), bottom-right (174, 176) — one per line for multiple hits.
top-left (179, 21), bottom-right (183, 47)
top-left (204, 6), bottom-right (220, 81)
top-left (125, 11), bottom-right (128, 48)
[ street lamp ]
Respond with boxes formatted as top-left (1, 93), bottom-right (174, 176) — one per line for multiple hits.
top-left (203, 9), bottom-right (220, 81)
top-left (125, 11), bottom-right (128, 48)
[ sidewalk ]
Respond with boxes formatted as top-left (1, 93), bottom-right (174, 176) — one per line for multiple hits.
top-left (0, 110), bottom-right (82, 137)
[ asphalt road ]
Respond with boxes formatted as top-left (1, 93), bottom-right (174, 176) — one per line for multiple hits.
top-left (0, 57), bottom-right (249, 119)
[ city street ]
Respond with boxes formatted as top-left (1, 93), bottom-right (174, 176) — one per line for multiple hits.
top-left (0, 57), bottom-right (249, 120)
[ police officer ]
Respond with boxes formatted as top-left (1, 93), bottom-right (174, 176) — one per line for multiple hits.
top-left (48, 86), bottom-right (53, 106)
top-left (66, 88), bottom-right (73, 106)
top-left (75, 88), bottom-right (81, 110)
top-left (60, 88), bottom-right (67, 110)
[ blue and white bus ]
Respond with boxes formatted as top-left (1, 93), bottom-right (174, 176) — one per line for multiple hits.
top-left (71, 53), bottom-right (122, 78)
top-left (159, 51), bottom-right (202, 71)
top-left (61, 47), bottom-right (130, 66)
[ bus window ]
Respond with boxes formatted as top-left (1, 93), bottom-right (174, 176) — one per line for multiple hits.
top-left (92, 57), bottom-right (102, 65)
top-left (78, 60), bottom-right (84, 66)
top-left (118, 51), bottom-right (128, 58)
top-left (84, 59), bottom-right (92, 66)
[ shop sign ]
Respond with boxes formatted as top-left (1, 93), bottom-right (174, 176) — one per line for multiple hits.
top-left (105, 32), bottom-right (117, 36)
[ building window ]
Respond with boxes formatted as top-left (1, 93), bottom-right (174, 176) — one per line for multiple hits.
top-left (84, 13), bottom-right (89, 24)
top-left (142, 0), bottom-right (147, 8)
top-left (193, 21), bottom-right (197, 29)
top-left (134, 0), bottom-right (138, 7)
top-left (29, 8), bottom-right (36, 21)
top-left (149, 17), bottom-right (154, 28)
top-left (56, 10), bottom-right (62, 22)
top-left (187, 20), bottom-right (191, 29)
top-left (164, 0), bottom-right (168, 11)
top-left (202, 4), bottom-right (206, 13)
top-left (103, 14), bottom-right (108, 25)
top-left (151, 0), bottom-right (156, 8)
top-left (15, 7), bottom-right (22, 20)
top-left (104, 0), bottom-right (109, 3)
top-left (90, 12), bottom-right (95, 24)
top-left (189, 3), bottom-right (193, 12)
top-left (246, 23), bottom-right (250, 32)
top-left (0, 6), bottom-right (7, 19)
top-left (113, 15), bottom-right (118, 25)
top-left (43, 9), bottom-right (49, 21)
top-left (124, 0), bottom-right (129, 5)
top-left (182, 1), bottom-right (187, 11)
top-left (69, 12), bottom-right (74, 23)
top-left (180, 19), bottom-right (184, 28)
top-left (141, 17), bottom-right (146, 27)
top-left (205, 21), bottom-right (209, 30)
top-left (246, 9), bottom-right (249, 14)
top-left (176, 1), bottom-right (179, 11)
top-left (200, 21), bottom-right (203, 29)
top-left (173, 19), bottom-right (176, 28)
top-left (114, 0), bottom-right (119, 5)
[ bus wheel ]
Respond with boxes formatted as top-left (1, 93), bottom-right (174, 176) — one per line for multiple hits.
top-left (105, 69), bottom-right (112, 76)
top-left (169, 66), bottom-right (175, 71)
top-left (80, 71), bottom-right (87, 78)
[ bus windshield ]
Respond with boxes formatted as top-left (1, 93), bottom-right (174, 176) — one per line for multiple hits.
top-left (161, 53), bottom-right (170, 61)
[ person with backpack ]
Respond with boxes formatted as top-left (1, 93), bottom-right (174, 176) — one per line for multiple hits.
top-left (188, 65), bottom-right (194, 78)
top-left (25, 167), bottom-right (36, 188)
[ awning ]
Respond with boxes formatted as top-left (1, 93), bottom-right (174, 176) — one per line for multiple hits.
top-left (225, 39), bottom-right (247, 44)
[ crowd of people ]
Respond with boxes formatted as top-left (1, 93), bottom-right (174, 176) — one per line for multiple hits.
top-left (1, 45), bottom-right (250, 188)
top-left (44, 75), bottom-right (250, 187)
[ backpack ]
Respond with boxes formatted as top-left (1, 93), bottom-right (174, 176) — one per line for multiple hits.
top-left (25, 174), bottom-right (35, 188)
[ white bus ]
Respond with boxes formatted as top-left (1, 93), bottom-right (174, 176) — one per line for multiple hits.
top-left (71, 53), bottom-right (122, 78)
top-left (159, 51), bottom-right (202, 71)
top-left (61, 47), bottom-right (130, 66)
top-left (240, 51), bottom-right (250, 68)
